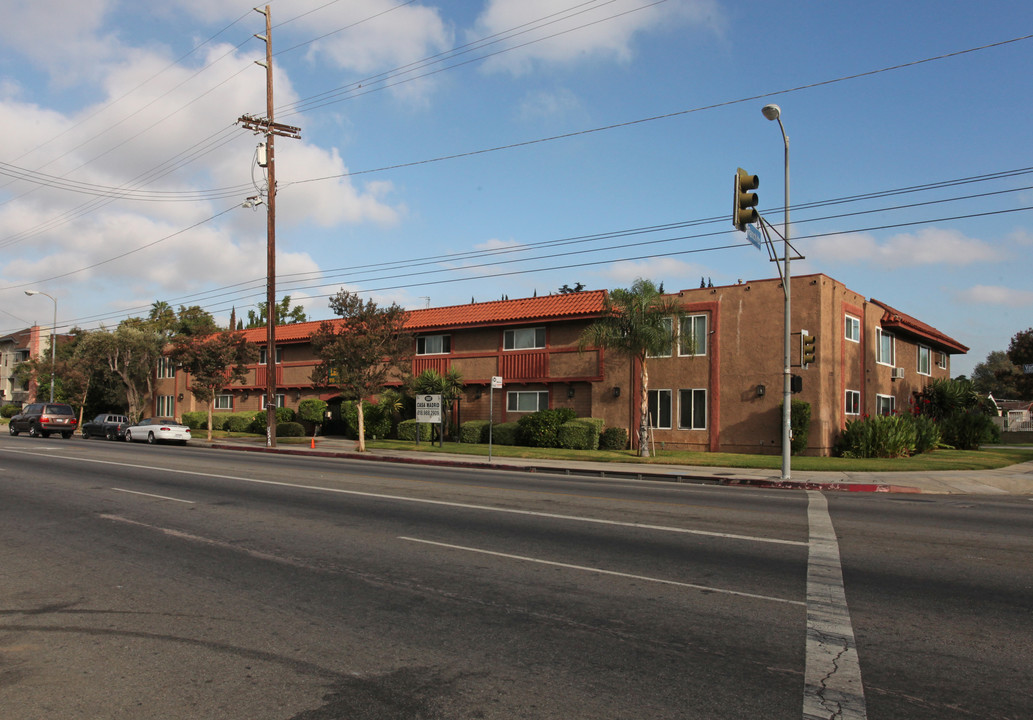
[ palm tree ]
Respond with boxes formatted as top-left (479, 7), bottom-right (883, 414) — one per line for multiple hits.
top-left (579, 278), bottom-right (679, 457)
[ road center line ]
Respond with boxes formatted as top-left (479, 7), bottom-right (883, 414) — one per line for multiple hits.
top-left (111, 487), bottom-right (195, 504)
top-left (9, 450), bottom-right (804, 546)
top-left (400, 536), bottom-right (805, 606)
top-left (804, 491), bottom-right (867, 720)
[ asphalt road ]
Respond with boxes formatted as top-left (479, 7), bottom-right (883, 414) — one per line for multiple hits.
top-left (1, 434), bottom-right (1030, 719)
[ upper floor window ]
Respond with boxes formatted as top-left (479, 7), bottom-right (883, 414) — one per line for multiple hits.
top-left (157, 357), bottom-right (175, 378)
top-left (845, 315), bottom-right (861, 343)
top-left (876, 328), bottom-right (895, 366)
top-left (917, 345), bottom-right (931, 376)
top-left (416, 334), bottom-right (451, 355)
top-left (937, 352), bottom-right (948, 370)
top-left (504, 327), bottom-right (545, 351)
top-left (259, 347), bottom-right (283, 365)
top-left (648, 318), bottom-right (674, 358)
top-left (679, 315), bottom-right (708, 357)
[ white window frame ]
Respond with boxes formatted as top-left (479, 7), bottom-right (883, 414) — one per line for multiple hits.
top-left (678, 315), bottom-right (708, 357)
top-left (416, 334), bottom-right (451, 355)
top-left (504, 327), bottom-right (546, 351)
top-left (845, 315), bottom-right (861, 343)
top-left (214, 394), bottom-right (233, 410)
top-left (648, 389), bottom-right (672, 429)
top-left (648, 317), bottom-right (674, 358)
top-left (917, 345), bottom-right (931, 376)
top-left (845, 389), bottom-right (861, 416)
top-left (876, 328), bottom-right (895, 366)
top-left (937, 352), bottom-right (947, 370)
top-left (506, 390), bottom-right (548, 412)
top-left (261, 393), bottom-right (286, 409)
top-left (156, 395), bottom-right (175, 416)
top-left (678, 388), bottom-right (707, 430)
top-left (876, 394), bottom-right (895, 416)
top-left (259, 347), bottom-right (283, 365)
top-left (157, 356), bottom-right (175, 378)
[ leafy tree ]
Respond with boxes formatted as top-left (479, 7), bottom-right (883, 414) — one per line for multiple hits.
top-left (558, 282), bottom-right (585, 294)
top-left (971, 350), bottom-right (1022, 398)
top-left (310, 290), bottom-right (413, 452)
top-left (578, 278), bottom-right (679, 457)
top-left (94, 317), bottom-right (166, 421)
top-left (246, 295), bottom-right (308, 328)
top-left (1007, 328), bottom-right (1033, 399)
top-left (297, 398), bottom-right (328, 438)
top-left (170, 332), bottom-right (258, 440)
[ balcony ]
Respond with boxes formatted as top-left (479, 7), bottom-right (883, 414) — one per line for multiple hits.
top-left (499, 351), bottom-right (547, 380)
top-left (413, 356), bottom-right (451, 376)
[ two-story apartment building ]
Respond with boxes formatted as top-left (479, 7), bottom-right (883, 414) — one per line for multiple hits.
top-left (153, 273), bottom-right (967, 455)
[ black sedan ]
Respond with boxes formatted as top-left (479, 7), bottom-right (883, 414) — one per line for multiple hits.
top-left (81, 413), bottom-right (131, 440)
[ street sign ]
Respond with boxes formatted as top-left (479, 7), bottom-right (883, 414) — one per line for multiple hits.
top-left (746, 224), bottom-right (763, 250)
top-left (491, 376), bottom-right (503, 389)
top-left (415, 394), bottom-right (442, 423)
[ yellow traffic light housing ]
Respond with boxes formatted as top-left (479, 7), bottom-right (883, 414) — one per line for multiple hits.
top-left (733, 167), bottom-right (759, 231)
top-left (801, 332), bottom-right (816, 367)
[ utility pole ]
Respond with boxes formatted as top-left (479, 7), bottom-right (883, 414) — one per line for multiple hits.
top-left (238, 5), bottom-right (301, 448)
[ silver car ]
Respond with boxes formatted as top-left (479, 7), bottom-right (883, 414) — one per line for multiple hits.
top-left (124, 417), bottom-right (191, 445)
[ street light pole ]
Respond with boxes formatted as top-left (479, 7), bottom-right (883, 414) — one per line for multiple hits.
top-left (25, 290), bottom-right (57, 403)
top-left (762, 103), bottom-right (791, 481)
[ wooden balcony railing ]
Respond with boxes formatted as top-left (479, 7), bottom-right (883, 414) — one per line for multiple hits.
top-left (499, 351), bottom-right (547, 380)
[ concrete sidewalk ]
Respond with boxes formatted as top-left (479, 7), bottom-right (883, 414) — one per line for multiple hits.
top-left (204, 437), bottom-right (1033, 495)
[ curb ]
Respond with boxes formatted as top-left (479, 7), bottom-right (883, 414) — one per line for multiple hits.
top-left (207, 442), bottom-right (924, 494)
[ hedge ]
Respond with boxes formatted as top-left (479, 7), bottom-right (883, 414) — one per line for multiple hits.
top-left (397, 418), bottom-right (432, 441)
top-left (599, 426), bottom-right (628, 451)
top-left (557, 419), bottom-right (600, 450)
top-left (491, 422), bottom-right (520, 445)
top-left (276, 422), bottom-right (306, 437)
top-left (459, 420), bottom-right (490, 444)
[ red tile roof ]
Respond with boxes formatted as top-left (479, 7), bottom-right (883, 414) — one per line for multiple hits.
top-left (870, 299), bottom-right (969, 354)
top-left (233, 290), bottom-right (609, 343)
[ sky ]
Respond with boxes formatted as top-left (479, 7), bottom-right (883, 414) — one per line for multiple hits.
top-left (1, 0), bottom-right (1031, 377)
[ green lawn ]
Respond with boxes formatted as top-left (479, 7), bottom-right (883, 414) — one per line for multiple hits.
top-left (360, 438), bottom-right (1033, 472)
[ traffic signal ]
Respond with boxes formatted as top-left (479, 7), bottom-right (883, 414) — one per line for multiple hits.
top-left (801, 331), bottom-right (816, 367)
top-left (791, 374), bottom-right (803, 393)
top-left (733, 167), bottom-right (759, 231)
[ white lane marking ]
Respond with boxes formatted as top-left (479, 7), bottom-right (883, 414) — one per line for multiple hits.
top-left (804, 491), bottom-right (867, 720)
top-left (111, 488), bottom-right (195, 504)
top-left (400, 536), bottom-right (805, 607)
top-left (6, 450), bottom-right (804, 547)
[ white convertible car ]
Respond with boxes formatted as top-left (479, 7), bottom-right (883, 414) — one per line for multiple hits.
top-left (124, 417), bottom-right (191, 445)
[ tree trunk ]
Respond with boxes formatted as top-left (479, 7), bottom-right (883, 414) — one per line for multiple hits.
top-left (638, 358), bottom-right (650, 458)
top-left (207, 400), bottom-right (214, 441)
top-left (356, 402), bottom-right (366, 452)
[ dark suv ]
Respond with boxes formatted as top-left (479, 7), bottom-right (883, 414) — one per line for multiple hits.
top-left (9, 403), bottom-right (78, 439)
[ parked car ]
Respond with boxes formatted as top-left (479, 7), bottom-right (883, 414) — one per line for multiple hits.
top-left (8, 403), bottom-right (78, 438)
top-left (81, 413), bottom-right (131, 441)
top-left (124, 417), bottom-right (191, 445)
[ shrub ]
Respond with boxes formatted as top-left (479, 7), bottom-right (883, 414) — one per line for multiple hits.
top-left (2, 404), bottom-right (19, 418)
top-left (459, 420), bottom-right (490, 444)
top-left (181, 411), bottom-right (208, 430)
top-left (557, 419), bottom-right (600, 450)
top-left (276, 422), bottom-right (305, 437)
top-left (789, 399), bottom-right (811, 455)
top-left (836, 415), bottom-right (917, 458)
top-left (397, 418), bottom-right (432, 441)
top-left (517, 408), bottom-right (578, 448)
top-left (599, 426), bottom-right (628, 451)
top-left (939, 409), bottom-right (996, 450)
top-left (297, 398), bottom-right (328, 428)
top-left (491, 422), bottom-right (520, 446)
top-left (910, 413), bottom-right (942, 454)
top-left (225, 415), bottom-right (253, 433)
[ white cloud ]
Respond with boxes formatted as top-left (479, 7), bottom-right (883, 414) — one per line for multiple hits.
top-left (956, 285), bottom-right (1033, 307)
top-left (806, 227), bottom-right (1005, 268)
top-left (601, 258), bottom-right (709, 289)
top-left (470, 0), bottom-right (723, 74)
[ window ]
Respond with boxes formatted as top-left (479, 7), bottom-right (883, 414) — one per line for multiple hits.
top-left (215, 394), bottom-right (233, 410)
top-left (876, 328), bottom-right (895, 366)
top-left (157, 357), bottom-right (175, 378)
top-left (504, 327), bottom-right (546, 350)
top-left (876, 394), bottom-right (895, 416)
top-left (648, 317), bottom-right (674, 358)
top-left (261, 393), bottom-right (286, 408)
top-left (259, 347), bottom-right (283, 365)
top-left (679, 315), bottom-right (708, 357)
top-left (507, 390), bottom-right (548, 412)
top-left (678, 388), bottom-right (707, 429)
top-left (647, 389), bottom-right (672, 429)
top-left (937, 352), bottom-right (947, 370)
top-left (156, 395), bottom-right (175, 416)
top-left (845, 390), bottom-right (861, 416)
top-left (416, 335), bottom-right (451, 355)
top-left (917, 345), bottom-right (931, 376)
top-left (845, 315), bottom-right (860, 343)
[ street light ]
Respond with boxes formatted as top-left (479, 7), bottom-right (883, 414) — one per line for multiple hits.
top-left (762, 103), bottom-right (792, 481)
top-left (25, 290), bottom-right (57, 403)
